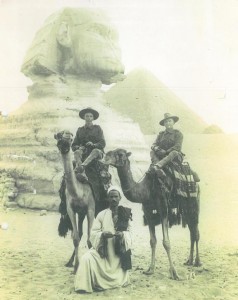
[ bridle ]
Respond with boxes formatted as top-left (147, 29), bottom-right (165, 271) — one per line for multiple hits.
top-left (120, 172), bottom-right (147, 193)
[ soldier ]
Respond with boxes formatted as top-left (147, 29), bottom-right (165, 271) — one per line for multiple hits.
top-left (72, 107), bottom-right (105, 172)
top-left (151, 113), bottom-right (183, 177)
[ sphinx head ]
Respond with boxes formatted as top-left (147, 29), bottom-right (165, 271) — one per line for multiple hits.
top-left (22, 8), bottom-right (125, 84)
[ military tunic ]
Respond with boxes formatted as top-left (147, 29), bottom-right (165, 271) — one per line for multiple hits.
top-left (152, 129), bottom-right (183, 154)
top-left (72, 124), bottom-right (106, 157)
top-left (71, 124), bottom-right (108, 213)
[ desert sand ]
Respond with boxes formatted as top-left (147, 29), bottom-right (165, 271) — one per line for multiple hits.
top-left (0, 133), bottom-right (238, 300)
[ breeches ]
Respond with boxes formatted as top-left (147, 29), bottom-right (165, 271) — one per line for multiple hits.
top-left (150, 150), bottom-right (181, 164)
top-left (87, 149), bottom-right (104, 160)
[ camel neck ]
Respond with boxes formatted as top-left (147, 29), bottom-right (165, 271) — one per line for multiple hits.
top-left (117, 162), bottom-right (142, 203)
top-left (61, 152), bottom-right (80, 198)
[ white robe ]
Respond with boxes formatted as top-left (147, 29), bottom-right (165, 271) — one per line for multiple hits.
top-left (74, 208), bottom-right (132, 293)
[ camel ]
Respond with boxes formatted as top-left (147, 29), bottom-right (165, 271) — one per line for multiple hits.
top-left (103, 148), bottom-right (201, 280)
top-left (54, 130), bottom-right (95, 273)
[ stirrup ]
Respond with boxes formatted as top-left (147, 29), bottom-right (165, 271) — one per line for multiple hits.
top-left (152, 165), bottom-right (166, 178)
top-left (75, 172), bottom-right (88, 183)
top-left (76, 165), bottom-right (85, 173)
top-left (155, 168), bottom-right (166, 178)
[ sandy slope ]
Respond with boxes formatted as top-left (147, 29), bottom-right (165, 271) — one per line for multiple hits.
top-left (0, 133), bottom-right (238, 300)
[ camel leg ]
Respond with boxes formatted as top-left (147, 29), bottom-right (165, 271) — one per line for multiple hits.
top-left (185, 193), bottom-right (201, 267)
top-left (185, 223), bottom-right (201, 266)
top-left (65, 212), bottom-right (85, 268)
top-left (86, 208), bottom-right (95, 249)
top-left (143, 223), bottom-right (156, 275)
top-left (194, 225), bottom-right (202, 266)
top-left (65, 250), bottom-right (75, 268)
top-left (194, 191), bottom-right (202, 267)
top-left (161, 216), bottom-right (180, 280)
top-left (72, 239), bottom-right (80, 274)
top-left (184, 223), bottom-right (195, 266)
top-left (67, 204), bottom-right (80, 274)
top-left (71, 211), bottom-right (86, 274)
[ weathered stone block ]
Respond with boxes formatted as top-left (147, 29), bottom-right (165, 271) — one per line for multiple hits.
top-left (7, 191), bottom-right (18, 200)
top-left (4, 201), bottom-right (19, 208)
top-left (17, 194), bottom-right (60, 211)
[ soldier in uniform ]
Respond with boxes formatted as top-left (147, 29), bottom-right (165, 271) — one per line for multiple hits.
top-left (72, 107), bottom-right (105, 172)
top-left (151, 113), bottom-right (183, 177)
top-left (72, 107), bottom-right (110, 213)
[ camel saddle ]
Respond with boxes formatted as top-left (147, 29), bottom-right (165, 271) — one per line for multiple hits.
top-left (144, 161), bottom-right (200, 227)
top-left (76, 160), bottom-right (112, 215)
top-left (168, 161), bottom-right (200, 200)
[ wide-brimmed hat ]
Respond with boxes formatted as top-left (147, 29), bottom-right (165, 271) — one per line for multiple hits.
top-left (79, 107), bottom-right (99, 120)
top-left (159, 113), bottom-right (179, 126)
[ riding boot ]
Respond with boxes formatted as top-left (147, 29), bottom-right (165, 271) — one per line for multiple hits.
top-left (78, 149), bottom-right (103, 173)
top-left (153, 152), bottom-right (178, 178)
top-left (155, 168), bottom-right (166, 178)
top-left (155, 151), bottom-right (178, 168)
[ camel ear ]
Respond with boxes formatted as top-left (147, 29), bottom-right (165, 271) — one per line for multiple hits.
top-left (126, 152), bottom-right (132, 157)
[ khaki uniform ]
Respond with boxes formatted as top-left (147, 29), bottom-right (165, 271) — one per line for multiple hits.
top-left (151, 129), bottom-right (183, 167)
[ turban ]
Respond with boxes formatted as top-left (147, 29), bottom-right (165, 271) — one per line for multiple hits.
top-left (107, 186), bottom-right (122, 196)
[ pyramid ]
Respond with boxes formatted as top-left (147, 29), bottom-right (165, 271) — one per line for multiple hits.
top-left (104, 68), bottom-right (207, 134)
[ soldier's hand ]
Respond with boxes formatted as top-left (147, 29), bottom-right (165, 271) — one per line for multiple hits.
top-left (151, 145), bottom-right (160, 151)
top-left (157, 149), bottom-right (166, 155)
top-left (79, 146), bottom-right (85, 150)
top-left (86, 141), bottom-right (94, 147)
top-left (73, 145), bottom-right (80, 151)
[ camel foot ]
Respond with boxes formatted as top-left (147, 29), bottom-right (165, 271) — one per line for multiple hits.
top-left (169, 267), bottom-right (180, 280)
top-left (194, 259), bottom-right (202, 267)
top-left (73, 263), bottom-right (79, 274)
top-left (143, 267), bottom-right (154, 275)
top-left (184, 259), bottom-right (193, 266)
top-left (65, 261), bottom-right (74, 268)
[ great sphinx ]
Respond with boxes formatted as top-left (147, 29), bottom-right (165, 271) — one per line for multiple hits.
top-left (0, 8), bottom-right (149, 211)
top-left (21, 7), bottom-right (125, 100)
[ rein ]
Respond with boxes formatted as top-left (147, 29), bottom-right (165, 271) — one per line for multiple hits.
top-left (122, 173), bottom-right (147, 193)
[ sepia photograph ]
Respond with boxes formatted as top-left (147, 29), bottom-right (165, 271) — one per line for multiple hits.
top-left (0, 0), bottom-right (238, 299)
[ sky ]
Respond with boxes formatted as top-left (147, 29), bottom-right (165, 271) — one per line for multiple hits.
top-left (0, 0), bottom-right (238, 133)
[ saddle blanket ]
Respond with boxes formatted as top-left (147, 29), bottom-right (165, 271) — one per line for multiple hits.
top-left (171, 162), bottom-right (199, 199)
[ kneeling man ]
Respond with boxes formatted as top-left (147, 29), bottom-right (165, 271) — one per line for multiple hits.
top-left (74, 187), bottom-right (132, 293)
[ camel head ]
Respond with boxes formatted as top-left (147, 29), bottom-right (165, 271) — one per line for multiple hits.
top-left (103, 149), bottom-right (132, 167)
top-left (54, 130), bottom-right (73, 154)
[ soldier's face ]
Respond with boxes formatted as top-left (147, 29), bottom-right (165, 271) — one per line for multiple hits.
top-left (164, 118), bottom-right (175, 129)
top-left (84, 113), bottom-right (94, 123)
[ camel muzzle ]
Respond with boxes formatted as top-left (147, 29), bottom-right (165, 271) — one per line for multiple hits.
top-left (57, 139), bottom-right (71, 154)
